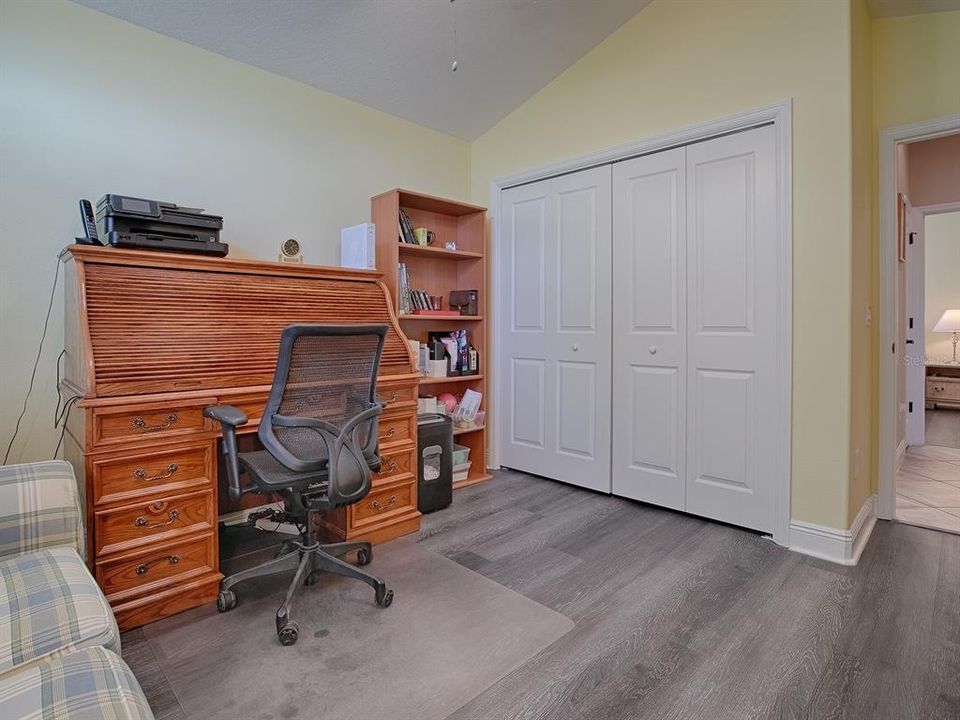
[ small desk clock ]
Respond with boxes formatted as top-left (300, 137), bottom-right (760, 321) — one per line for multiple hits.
top-left (279, 237), bottom-right (303, 263)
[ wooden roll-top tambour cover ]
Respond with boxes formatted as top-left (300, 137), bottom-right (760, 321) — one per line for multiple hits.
top-left (60, 245), bottom-right (421, 629)
top-left (63, 246), bottom-right (415, 397)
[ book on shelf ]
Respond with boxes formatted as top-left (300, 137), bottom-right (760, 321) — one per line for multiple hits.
top-left (398, 209), bottom-right (417, 245)
top-left (398, 263), bottom-right (412, 315)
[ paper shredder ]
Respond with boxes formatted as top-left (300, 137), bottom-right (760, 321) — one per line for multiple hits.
top-left (417, 413), bottom-right (453, 513)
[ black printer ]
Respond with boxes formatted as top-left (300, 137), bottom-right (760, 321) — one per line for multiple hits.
top-left (96, 194), bottom-right (228, 257)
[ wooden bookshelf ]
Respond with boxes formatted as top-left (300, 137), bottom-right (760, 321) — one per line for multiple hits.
top-left (372, 188), bottom-right (491, 488)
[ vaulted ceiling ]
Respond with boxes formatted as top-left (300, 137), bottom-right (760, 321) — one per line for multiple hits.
top-left (74, 0), bottom-right (652, 140)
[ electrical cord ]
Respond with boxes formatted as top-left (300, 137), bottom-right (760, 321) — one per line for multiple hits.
top-left (53, 396), bottom-right (81, 458)
top-left (54, 349), bottom-right (66, 424)
top-left (3, 253), bottom-right (65, 465)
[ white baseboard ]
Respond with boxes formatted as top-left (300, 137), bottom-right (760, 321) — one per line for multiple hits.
top-left (789, 494), bottom-right (877, 566)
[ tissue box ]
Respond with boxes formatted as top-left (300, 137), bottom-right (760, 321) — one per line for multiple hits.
top-left (340, 222), bottom-right (375, 269)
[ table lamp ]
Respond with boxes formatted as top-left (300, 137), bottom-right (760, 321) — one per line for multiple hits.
top-left (933, 308), bottom-right (960, 364)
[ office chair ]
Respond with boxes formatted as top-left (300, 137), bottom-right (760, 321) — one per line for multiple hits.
top-left (204, 324), bottom-right (393, 646)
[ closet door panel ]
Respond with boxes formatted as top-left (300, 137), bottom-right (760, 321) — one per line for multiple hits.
top-left (685, 125), bottom-right (778, 532)
top-left (612, 148), bottom-right (686, 509)
top-left (500, 167), bottom-right (612, 492)
top-left (502, 186), bottom-right (550, 472)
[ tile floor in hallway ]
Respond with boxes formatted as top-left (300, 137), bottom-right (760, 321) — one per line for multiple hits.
top-left (896, 415), bottom-right (960, 534)
top-left (923, 407), bottom-right (960, 449)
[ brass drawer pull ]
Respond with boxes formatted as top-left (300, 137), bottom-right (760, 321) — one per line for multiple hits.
top-left (135, 555), bottom-right (181, 576)
top-left (389, 390), bottom-right (400, 402)
top-left (131, 414), bottom-right (178, 432)
top-left (376, 459), bottom-right (398, 475)
top-left (369, 495), bottom-right (398, 512)
top-left (384, 427), bottom-right (396, 438)
top-left (133, 463), bottom-right (178, 481)
top-left (134, 509), bottom-right (181, 529)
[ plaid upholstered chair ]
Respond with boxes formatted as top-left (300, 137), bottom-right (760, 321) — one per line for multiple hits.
top-left (0, 460), bottom-right (154, 719)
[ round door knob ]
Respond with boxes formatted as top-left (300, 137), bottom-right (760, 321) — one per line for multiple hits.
top-left (572, 344), bottom-right (579, 351)
top-left (649, 346), bottom-right (657, 355)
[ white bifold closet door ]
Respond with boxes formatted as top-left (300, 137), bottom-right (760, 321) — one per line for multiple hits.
top-left (611, 147), bottom-right (688, 511)
top-left (499, 166), bottom-right (612, 492)
top-left (612, 125), bottom-right (779, 532)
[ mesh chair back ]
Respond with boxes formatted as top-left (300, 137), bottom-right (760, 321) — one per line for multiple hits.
top-left (260, 325), bottom-right (386, 490)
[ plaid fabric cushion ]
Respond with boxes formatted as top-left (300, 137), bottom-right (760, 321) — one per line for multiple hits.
top-left (0, 547), bottom-right (119, 676)
top-left (0, 461), bottom-right (85, 560)
top-left (0, 645), bottom-right (154, 720)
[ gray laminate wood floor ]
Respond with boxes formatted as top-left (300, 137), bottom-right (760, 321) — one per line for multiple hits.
top-left (129, 470), bottom-right (960, 720)
top-left (418, 470), bottom-right (959, 720)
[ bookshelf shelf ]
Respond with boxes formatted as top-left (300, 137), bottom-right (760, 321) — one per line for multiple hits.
top-left (372, 188), bottom-right (490, 492)
top-left (398, 243), bottom-right (483, 260)
top-left (452, 425), bottom-right (485, 437)
top-left (399, 315), bottom-right (484, 322)
top-left (419, 374), bottom-right (484, 385)
top-left (454, 472), bottom-right (493, 490)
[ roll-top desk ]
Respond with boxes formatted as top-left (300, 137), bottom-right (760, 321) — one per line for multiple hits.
top-left (61, 245), bottom-right (421, 629)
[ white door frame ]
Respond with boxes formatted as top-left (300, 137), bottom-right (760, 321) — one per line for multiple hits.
top-left (877, 114), bottom-right (960, 521)
top-left (904, 198), bottom-right (925, 449)
top-left (905, 200), bottom-right (960, 449)
top-left (488, 100), bottom-right (793, 546)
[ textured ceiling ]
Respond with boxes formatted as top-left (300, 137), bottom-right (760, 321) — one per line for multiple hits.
top-left (868, 0), bottom-right (960, 17)
top-left (73, 0), bottom-right (651, 140)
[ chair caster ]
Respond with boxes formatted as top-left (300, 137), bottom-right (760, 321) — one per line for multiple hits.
top-left (357, 547), bottom-right (372, 566)
top-left (277, 622), bottom-right (299, 646)
top-left (216, 590), bottom-right (237, 612)
top-left (375, 586), bottom-right (394, 608)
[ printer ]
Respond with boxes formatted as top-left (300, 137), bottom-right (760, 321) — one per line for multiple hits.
top-left (96, 194), bottom-right (228, 257)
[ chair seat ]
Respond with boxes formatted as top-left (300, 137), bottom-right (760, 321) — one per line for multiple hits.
top-left (0, 645), bottom-right (154, 720)
top-left (239, 450), bottom-right (329, 492)
top-left (0, 547), bottom-right (120, 676)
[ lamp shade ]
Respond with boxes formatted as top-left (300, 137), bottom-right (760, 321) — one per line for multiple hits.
top-left (933, 309), bottom-right (960, 333)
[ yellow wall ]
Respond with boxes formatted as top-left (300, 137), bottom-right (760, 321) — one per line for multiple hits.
top-left (873, 11), bottom-right (960, 130)
top-left (869, 10), bottom-right (960, 498)
top-left (470, 0), bottom-right (855, 528)
top-left (849, 0), bottom-right (874, 524)
top-left (0, 0), bottom-right (470, 463)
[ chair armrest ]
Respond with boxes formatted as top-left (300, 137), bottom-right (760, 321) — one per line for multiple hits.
top-left (203, 405), bottom-right (248, 427)
top-left (0, 460), bottom-right (85, 560)
top-left (204, 405), bottom-right (249, 501)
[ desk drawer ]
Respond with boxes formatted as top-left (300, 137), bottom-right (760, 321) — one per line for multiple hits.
top-left (93, 401), bottom-right (211, 447)
top-left (92, 443), bottom-right (213, 506)
top-left (379, 412), bottom-right (415, 448)
top-left (95, 490), bottom-right (215, 556)
top-left (377, 378), bottom-right (418, 411)
top-left (97, 534), bottom-right (215, 601)
top-left (352, 479), bottom-right (415, 526)
top-left (226, 393), bottom-right (266, 429)
top-left (372, 444), bottom-right (415, 486)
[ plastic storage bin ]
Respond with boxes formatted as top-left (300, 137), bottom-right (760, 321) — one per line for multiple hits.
top-left (452, 443), bottom-right (471, 466)
top-left (453, 460), bottom-right (472, 484)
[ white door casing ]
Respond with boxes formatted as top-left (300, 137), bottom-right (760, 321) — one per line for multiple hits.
top-left (904, 202), bottom-right (925, 447)
top-left (612, 147), bottom-right (687, 510)
top-left (499, 166), bottom-right (612, 492)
